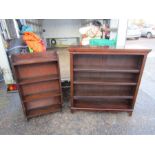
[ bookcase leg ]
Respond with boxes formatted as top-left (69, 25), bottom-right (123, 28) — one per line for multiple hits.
top-left (26, 117), bottom-right (30, 121)
top-left (128, 112), bottom-right (133, 116)
top-left (60, 106), bottom-right (63, 112)
top-left (71, 109), bottom-right (74, 113)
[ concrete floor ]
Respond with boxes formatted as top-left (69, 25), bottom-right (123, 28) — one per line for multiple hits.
top-left (0, 38), bottom-right (155, 135)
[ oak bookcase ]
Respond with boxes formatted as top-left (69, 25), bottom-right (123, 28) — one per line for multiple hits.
top-left (69, 47), bottom-right (150, 115)
top-left (11, 51), bottom-right (62, 119)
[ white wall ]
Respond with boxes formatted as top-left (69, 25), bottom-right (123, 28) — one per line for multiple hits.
top-left (110, 19), bottom-right (119, 39)
top-left (0, 34), bottom-right (14, 84)
top-left (110, 19), bottom-right (118, 28)
top-left (116, 19), bottom-right (128, 48)
top-left (42, 19), bottom-right (82, 38)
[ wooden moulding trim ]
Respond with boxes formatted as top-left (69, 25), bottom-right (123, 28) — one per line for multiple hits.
top-left (69, 47), bottom-right (151, 55)
top-left (13, 59), bottom-right (58, 66)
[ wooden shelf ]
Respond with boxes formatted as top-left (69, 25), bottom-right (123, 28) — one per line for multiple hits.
top-left (25, 97), bottom-right (61, 111)
top-left (23, 90), bottom-right (61, 102)
top-left (11, 52), bottom-right (62, 119)
top-left (71, 107), bottom-right (133, 112)
top-left (74, 78), bottom-right (137, 86)
top-left (74, 67), bottom-right (140, 73)
top-left (13, 58), bottom-right (58, 66)
top-left (69, 47), bottom-right (150, 114)
top-left (72, 101), bottom-right (133, 111)
top-left (23, 88), bottom-right (60, 97)
top-left (74, 90), bottom-right (134, 99)
top-left (74, 95), bottom-right (133, 100)
top-left (27, 104), bottom-right (61, 119)
top-left (19, 74), bottom-right (59, 85)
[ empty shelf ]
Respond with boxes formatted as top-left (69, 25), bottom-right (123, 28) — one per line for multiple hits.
top-left (71, 107), bottom-right (133, 112)
top-left (74, 66), bottom-right (140, 73)
top-left (74, 96), bottom-right (133, 100)
top-left (72, 101), bottom-right (133, 111)
top-left (23, 90), bottom-right (61, 102)
top-left (19, 74), bottom-right (59, 85)
top-left (74, 78), bottom-right (137, 86)
top-left (25, 97), bottom-right (61, 111)
top-left (26, 104), bottom-right (61, 119)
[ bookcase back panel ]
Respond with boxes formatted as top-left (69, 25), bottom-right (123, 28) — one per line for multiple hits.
top-left (74, 99), bottom-right (132, 109)
top-left (73, 54), bottom-right (144, 70)
top-left (74, 72), bottom-right (139, 83)
top-left (15, 62), bottom-right (58, 80)
top-left (26, 104), bottom-right (61, 117)
top-left (21, 80), bottom-right (60, 96)
top-left (74, 85), bottom-right (136, 96)
top-left (24, 96), bottom-right (61, 110)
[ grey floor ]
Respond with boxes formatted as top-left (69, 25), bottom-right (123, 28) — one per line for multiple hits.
top-left (0, 38), bottom-right (155, 135)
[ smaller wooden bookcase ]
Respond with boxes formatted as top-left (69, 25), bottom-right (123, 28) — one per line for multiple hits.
top-left (69, 47), bottom-right (151, 115)
top-left (11, 51), bottom-right (62, 119)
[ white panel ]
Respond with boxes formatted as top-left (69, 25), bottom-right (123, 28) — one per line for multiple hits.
top-left (116, 19), bottom-right (128, 48)
top-left (0, 34), bottom-right (14, 84)
top-left (26, 19), bottom-right (42, 36)
top-left (110, 19), bottom-right (119, 39)
top-left (110, 19), bottom-right (119, 29)
top-left (42, 19), bottom-right (82, 38)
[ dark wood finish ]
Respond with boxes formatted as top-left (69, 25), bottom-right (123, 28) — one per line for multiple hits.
top-left (11, 51), bottom-right (63, 119)
top-left (69, 47), bottom-right (151, 115)
top-left (74, 67), bottom-right (140, 73)
top-left (26, 104), bottom-right (62, 119)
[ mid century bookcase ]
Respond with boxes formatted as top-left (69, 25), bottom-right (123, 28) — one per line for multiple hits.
top-left (69, 47), bottom-right (150, 115)
top-left (11, 51), bottom-right (62, 119)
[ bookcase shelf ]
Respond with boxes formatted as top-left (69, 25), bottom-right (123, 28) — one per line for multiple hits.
top-left (25, 97), bottom-right (61, 111)
top-left (11, 52), bottom-right (62, 119)
top-left (69, 47), bottom-right (150, 115)
top-left (18, 74), bottom-right (59, 85)
top-left (74, 78), bottom-right (137, 86)
top-left (23, 89), bottom-right (61, 102)
top-left (74, 67), bottom-right (140, 73)
top-left (74, 95), bottom-right (133, 100)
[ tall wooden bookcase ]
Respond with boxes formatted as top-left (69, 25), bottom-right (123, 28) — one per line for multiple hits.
top-left (69, 47), bottom-right (150, 115)
top-left (11, 51), bottom-right (62, 119)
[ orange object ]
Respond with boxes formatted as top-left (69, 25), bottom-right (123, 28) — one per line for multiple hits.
top-left (7, 84), bottom-right (18, 92)
top-left (23, 32), bottom-right (46, 52)
top-left (9, 86), bottom-right (13, 91)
